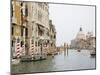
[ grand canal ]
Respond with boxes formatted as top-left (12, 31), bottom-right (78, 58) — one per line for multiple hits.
top-left (11, 49), bottom-right (96, 74)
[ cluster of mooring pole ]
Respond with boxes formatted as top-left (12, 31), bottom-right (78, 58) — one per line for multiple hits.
top-left (64, 43), bottom-right (68, 56)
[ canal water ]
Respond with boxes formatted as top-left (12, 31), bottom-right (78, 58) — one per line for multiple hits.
top-left (11, 49), bottom-right (96, 74)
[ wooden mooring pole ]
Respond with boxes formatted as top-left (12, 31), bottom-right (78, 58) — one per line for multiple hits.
top-left (64, 43), bottom-right (66, 56)
top-left (64, 43), bottom-right (68, 56)
top-left (67, 44), bottom-right (68, 56)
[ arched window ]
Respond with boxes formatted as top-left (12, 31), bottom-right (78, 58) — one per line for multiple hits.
top-left (12, 40), bottom-right (13, 47)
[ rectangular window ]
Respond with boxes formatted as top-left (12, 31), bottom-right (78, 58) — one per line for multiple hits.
top-left (21, 41), bottom-right (24, 47)
top-left (25, 28), bottom-right (28, 37)
top-left (35, 42), bottom-right (37, 47)
top-left (12, 40), bottom-right (13, 47)
top-left (38, 11), bottom-right (42, 21)
top-left (12, 27), bottom-right (14, 35)
top-left (25, 5), bottom-right (28, 17)
top-left (21, 28), bottom-right (23, 36)
top-left (21, 9), bottom-right (23, 23)
top-left (11, 4), bottom-right (13, 17)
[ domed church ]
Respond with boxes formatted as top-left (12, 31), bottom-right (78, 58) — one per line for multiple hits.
top-left (76, 27), bottom-right (86, 40)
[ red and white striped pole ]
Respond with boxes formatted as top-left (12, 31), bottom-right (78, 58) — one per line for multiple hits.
top-left (44, 44), bottom-right (47, 54)
top-left (15, 43), bottom-right (21, 58)
top-left (30, 43), bottom-right (34, 58)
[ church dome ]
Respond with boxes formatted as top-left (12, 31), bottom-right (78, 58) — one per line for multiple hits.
top-left (76, 27), bottom-right (86, 40)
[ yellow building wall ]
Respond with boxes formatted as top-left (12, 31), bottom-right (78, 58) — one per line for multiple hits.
top-left (14, 1), bottom-right (22, 26)
top-left (13, 1), bottom-right (22, 37)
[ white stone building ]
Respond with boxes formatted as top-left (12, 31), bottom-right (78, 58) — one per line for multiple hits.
top-left (25, 2), bottom-right (50, 57)
top-left (71, 27), bottom-right (86, 49)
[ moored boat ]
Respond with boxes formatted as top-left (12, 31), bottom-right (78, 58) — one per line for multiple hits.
top-left (90, 50), bottom-right (96, 56)
top-left (20, 55), bottom-right (32, 62)
top-left (21, 53), bottom-right (47, 62)
top-left (77, 49), bottom-right (81, 52)
top-left (12, 59), bottom-right (20, 65)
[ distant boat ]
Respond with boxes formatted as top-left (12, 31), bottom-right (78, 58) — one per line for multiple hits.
top-left (90, 50), bottom-right (96, 56)
top-left (77, 49), bottom-right (81, 52)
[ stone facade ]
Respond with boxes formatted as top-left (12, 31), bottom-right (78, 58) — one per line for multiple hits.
top-left (70, 27), bottom-right (95, 50)
top-left (70, 27), bottom-right (86, 49)
top-left (48, 20), bottom-right (56, 55)
top-left (26, 2), bottom-right (50, 56)
top-left (85, 32), bottom-right (96, 50)
top-left (11, 0), bottom-right (23, 57)
top-left (11, 1), bottom-right (56, 59)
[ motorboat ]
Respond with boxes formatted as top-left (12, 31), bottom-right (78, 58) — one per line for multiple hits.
top-left (90, 50), bottom-right (96, 56)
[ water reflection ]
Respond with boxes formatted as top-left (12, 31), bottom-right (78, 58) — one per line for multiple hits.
top-left (11, 49), bottom-right (96, 74)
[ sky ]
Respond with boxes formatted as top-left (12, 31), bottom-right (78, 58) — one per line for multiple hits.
top-left (49, 3), bottom-right (95, 46)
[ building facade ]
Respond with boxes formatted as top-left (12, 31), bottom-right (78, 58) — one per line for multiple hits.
top-left (48, 20), bottom-right (56, 55)
top-left (11, 1), bottom-right (56, 59)
top-left (70, 27), bottom-right (86, 49)
top-left (27, 2), bottom-right (50, 57)
top-left (70, 27), bottom-right (95, 50)
top-left (11, 0), bottom-right (23, 57)
top-left (85, 32), bottom-right (96, 49)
